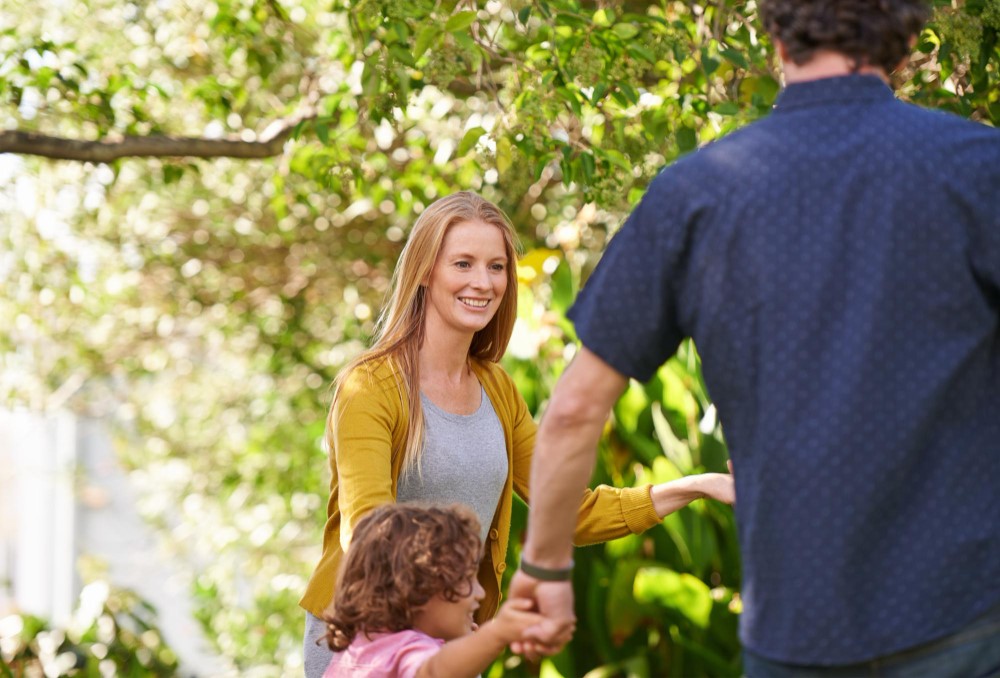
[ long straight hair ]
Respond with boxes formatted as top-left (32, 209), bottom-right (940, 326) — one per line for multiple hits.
top-left (329, 192), bottom-right (520, 476)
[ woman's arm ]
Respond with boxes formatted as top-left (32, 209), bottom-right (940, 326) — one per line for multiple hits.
top-left (331, 365), bottom-right (400, 550)
top-left (507, 361), bottom-right (733, 546)
top-left (650, 471), bottom-right (734, 515)
top-left (415, 600), bottom-right (542, 678)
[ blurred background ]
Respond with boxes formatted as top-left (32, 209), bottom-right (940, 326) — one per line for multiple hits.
top-left (2, 0), bottom-right (997, 675)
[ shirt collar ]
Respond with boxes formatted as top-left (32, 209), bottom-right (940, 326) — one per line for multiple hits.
top-left (773, 74), bottom-right (895, 112)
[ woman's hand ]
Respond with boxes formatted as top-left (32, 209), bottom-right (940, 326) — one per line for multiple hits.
top-left (649, 462), bottom-right (735, 517)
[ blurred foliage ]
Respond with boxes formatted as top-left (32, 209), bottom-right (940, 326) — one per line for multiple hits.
top-left (1, 0), bottom-right (996, 675)
top-left (0, 582), bottom-right (178, 677)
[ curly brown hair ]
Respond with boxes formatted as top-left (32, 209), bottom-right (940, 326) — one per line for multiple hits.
top-left (322, 503), bottom-right (482, 651)
top-left (758, 0), bottom-right (930, 74)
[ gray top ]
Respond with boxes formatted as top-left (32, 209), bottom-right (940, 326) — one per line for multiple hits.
top-left (396, 386), bottom-right (508, 543)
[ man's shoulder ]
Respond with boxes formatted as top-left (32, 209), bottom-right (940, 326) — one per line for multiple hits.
top-left (644, 121), bottom-right (774, 198)
top-left (900, 98), bottom-right (999, 135)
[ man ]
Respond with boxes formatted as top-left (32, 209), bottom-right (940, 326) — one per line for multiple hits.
top-left (510, 0), bottom-right (1000, 674)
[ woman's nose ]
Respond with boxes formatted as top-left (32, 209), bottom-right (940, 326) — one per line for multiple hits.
top-left (469, 267), bottom-right (490, 289)
top-left (473, 580), bottom-right (485, 601)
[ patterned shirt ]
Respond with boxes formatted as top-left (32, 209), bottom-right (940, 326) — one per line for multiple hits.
top-left (568, 75), bottom-right (1000, 664)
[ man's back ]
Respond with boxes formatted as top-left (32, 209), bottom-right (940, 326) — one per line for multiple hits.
top-left (567, 74), bottom-right (1000, 663)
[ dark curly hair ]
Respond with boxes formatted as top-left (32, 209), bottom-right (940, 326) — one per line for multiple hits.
top-left (322, 503), bottom-right (482, 651)
top-left (758, 0), bottom-right (930, 74)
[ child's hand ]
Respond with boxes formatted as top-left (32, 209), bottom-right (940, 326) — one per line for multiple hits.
top-left (487, 597), bottom-right (547, 645)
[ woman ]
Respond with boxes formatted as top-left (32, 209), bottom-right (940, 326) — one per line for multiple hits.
top-left (300, 192), bottom-right (733, 676)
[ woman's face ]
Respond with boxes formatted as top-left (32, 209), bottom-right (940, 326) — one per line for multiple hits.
top-left (424, 220), bottom-right (508, 339)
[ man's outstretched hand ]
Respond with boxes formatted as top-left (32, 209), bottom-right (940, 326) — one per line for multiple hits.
top-left (507, 570), bottom-right (576, 660)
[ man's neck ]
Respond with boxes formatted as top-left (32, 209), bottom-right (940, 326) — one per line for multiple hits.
top-left (781, 50), bottom-right (888, 85)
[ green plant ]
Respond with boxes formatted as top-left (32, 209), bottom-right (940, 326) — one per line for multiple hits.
top-left (0, 583), bottom-right (178, 677)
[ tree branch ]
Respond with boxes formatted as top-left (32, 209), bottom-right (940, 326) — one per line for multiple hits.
top-left (0, 113), bottom-right (316, 162)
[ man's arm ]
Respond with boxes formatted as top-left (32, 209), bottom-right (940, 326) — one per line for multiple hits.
top-left (522, 346), bottom-right (628, 568)
top-left (508, 347), bottom-right (627, 654)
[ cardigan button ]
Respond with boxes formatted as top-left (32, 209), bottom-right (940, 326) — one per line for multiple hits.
top-left (496, 562), bottom-right (507, 574)
top-left (488, 528), bottom-right (499, 541)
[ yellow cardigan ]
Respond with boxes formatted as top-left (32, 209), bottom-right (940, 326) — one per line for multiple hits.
top-left (299, 357), bottom-right (662, 622)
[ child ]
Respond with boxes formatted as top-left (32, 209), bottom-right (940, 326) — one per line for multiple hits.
top-left (322, 503), bottom-right (544, 678)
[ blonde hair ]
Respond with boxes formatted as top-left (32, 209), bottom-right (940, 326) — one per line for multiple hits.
top-left (329, 192), bottom-right (520, 475)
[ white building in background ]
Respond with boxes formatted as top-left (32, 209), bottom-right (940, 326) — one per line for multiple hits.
top-left (0, 409), bottom-right (230, 677)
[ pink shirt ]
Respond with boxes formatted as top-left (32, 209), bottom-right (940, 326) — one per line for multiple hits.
top-left (323, 629), bottom-right (444, 678)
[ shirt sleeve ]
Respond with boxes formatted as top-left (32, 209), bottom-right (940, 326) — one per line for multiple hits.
top-left (393, 633), bottom-right (445, 678)
top-left (568, 170), bottom-right (695, 382)
top-left (331, 364), bottom-right (400, 551)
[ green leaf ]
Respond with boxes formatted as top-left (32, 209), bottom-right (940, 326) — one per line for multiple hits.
top-left (580, 152), bottom-right (595, 184)
top-left (362, 59), bottom-right (380, 96)
top-left (316, 122), bottom-right (330, 145)
top-left (652, 402), bottom-right (693, 471)
top-left (612, 22), bottom-right (639, 39)
top-left (599, 148), bottom-right (632, 171)
top-left (676, 126), bottom-right (697, 152)
top-left (618, 82), bottom-right (639, 105)
top-left (606, 559), bottom-right (649, 641)
top-left (388, 43), bottom-right (415, 67)
top-left (634, 567), bottom-right (713, 628)
top-left (719, 48), bottom-right (749, 69)
top-left (457, 126), bottom-right (485, 156)
top-left (557, 86), bottom-right (583, 116)
top-left (496, 136), bottom-right (513, 174)
top-left (518, 6), bottom-right (531, 24)
top-left (445, 10), bottom-right (477, 33)
top-left (626, 43), bottom-right (656, 63)
top-left (413, 26), bottom-right (441, 60)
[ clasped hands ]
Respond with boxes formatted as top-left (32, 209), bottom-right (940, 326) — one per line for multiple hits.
top-left (501, 570), bottom-right (577, 661)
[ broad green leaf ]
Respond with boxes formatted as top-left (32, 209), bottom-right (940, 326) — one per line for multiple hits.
top-left (580, 152), bottom-right (595, 183)
top-left (315, 122), bottom-right (330, 145)
top-left (676, 126), bottom-right (697, 152)
top-left (413, 26), bottom-right (441, 60)
top-left (495, 136), bottom-right (513, 174)
top-left (626, 43), bottom-right (656, 62)
top-left (634, 567), bottom-right (713, 628)
top-left (456, 126), bottom-right (486, 156)
top-left (614, 381), bottom-right (648, 433)
top-left (612, 23), bottom-right (639, 39)
top-left (652, 402), bottom-right (693, 472)
top-left (444, 10), bottom-right (476, 33)
top-left (719, 47), bottom-right (749, 69)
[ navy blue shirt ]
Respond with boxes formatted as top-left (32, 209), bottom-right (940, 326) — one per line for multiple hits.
top-left (569, 75), bottom-right (1000, 665)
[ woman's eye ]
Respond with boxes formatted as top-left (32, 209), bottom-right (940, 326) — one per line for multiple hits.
top-left (490, 263), bottom-right (506, 272)
top-left (455, 261), bottom-right (470, 269)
